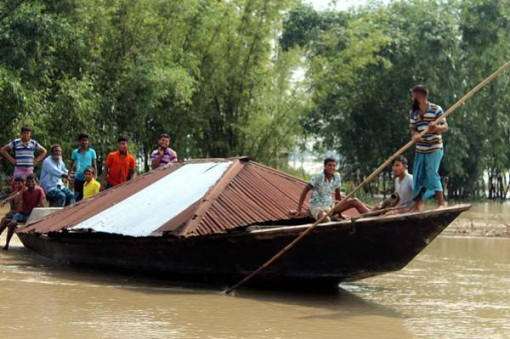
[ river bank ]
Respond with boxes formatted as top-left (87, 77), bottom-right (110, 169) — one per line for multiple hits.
top-left (443, 201), bottom-right (510, 238)
top-left (444, 218), bottom-right (509, 238)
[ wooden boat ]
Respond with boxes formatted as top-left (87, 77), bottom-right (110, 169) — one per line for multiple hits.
top-left (16, 158), bottom-right (471, 288)
top-left (17, 205), bottom-right (470, 287)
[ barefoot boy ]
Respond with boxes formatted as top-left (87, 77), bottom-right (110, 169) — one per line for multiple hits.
top-left (0, 177), bottom-right (25, 234)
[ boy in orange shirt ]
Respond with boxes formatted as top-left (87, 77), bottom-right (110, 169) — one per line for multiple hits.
top-left (100, 136), bottom-right (136, 190)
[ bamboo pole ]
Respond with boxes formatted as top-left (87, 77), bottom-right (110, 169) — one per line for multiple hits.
top-left (224, 60), bottom-right (510, 294)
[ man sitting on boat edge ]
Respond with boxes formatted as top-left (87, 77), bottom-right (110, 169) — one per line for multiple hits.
top-left (40, 144), bottom-right (75, 207)
top-left (373, 156), bottom-right (415, 214)
top-left (290, 158), bottom-right (369, 222)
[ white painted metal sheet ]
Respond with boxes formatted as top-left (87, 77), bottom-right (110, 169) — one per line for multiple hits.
top-left (72, 162), bottom-right (232, 236)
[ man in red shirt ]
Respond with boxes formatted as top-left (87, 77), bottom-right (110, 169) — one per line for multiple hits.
top-left (100, 136), bottom-right (137, 190)
top-left (1, 174), bottom-right (45, 250)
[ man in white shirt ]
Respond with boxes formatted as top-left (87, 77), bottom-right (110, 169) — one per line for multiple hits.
top-left (40, 144), bottom-right (75, 207)
top-left (392, 156), bottom-right (414, 210)
top-left (373, 156), bottom-right (414, 213)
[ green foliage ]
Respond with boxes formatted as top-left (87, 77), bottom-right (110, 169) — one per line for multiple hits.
top-left (282, 0), bottom-right (509, 199)
top-left (454, 0), bottom-right (510, 198)
top-left (0, 0), bottom-right (306, 174)
top-left (0, 0), bottom-right (507, 201)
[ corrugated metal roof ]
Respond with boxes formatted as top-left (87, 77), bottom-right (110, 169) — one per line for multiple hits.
top-left (19, 162), bottom-right (186, 234)
top-left (71, 162), bottom-right (232, 236)
top-left (178, 161), bottom-right (312, 236)
top-left (19, 158), bottom-right (356, 238)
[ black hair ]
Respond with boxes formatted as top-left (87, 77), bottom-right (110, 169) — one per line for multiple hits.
top-left (14, 176), bottom-right (24, 182)
top-left (50, 144), bottom-right (61, 153)
top-left (159, 133), bottom-right (171, 141)
top-left (26, 174), bottom-right (36, 181)
top-left (78, 133), bottom-right (90, 141)
top-left (324, 157), bottom-right (337, 166)
top-left (21, 126), bottom-right (32, 132)
top-left (411, 84), bottom-right (429, 97)
top-left (393, 155), bottom-right (408, 167)
top-left (84, 166), bottom-right (95, 174)
top-left (117, 136), bottom-right (130, 143)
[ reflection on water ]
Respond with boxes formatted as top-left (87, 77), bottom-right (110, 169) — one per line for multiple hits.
top-left (1, 233), bottom-right (509, 338)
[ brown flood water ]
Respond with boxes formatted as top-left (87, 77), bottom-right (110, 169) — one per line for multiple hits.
top-left (0, 205), bottom-right (509, 338)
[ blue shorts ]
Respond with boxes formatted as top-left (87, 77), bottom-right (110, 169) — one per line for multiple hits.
top-left (413, 149), bottom-right (444, 201)
top-left (11, 212), bottom-right (30, 223)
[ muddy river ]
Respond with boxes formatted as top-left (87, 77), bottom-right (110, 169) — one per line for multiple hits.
top-left (0, 203), bottom-right (509, 338)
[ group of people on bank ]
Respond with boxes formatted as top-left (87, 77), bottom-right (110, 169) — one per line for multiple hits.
top-left (0, 130), bottom-right (177, 249)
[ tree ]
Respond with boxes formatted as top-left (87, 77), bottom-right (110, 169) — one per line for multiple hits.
top-left (1, 0), bottom-right (308, 176)
top-left (281, 0), bottom-right (509, 199)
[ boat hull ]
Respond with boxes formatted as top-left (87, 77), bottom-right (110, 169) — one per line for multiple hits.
top-left (17, 205), bottom-right (470, 287)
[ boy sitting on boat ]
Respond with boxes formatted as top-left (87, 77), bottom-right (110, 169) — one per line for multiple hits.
top-left (0, 174), bottom-right (45, 250)
top-left (0, 177), bottom-right (25, 234)
top-left (290, 158), bottom-right (369, 222)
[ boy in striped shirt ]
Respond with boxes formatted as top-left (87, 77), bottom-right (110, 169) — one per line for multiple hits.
top-left (150, 134), bottom-right (178, 169)
top-left (409, 85), bottom-right (449, 211)
top-left (1, 126), bottom-right (47, 190)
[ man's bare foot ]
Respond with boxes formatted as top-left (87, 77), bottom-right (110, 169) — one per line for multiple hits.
top-left (331, 214), bottom-right (345, 221)
top-left (436, 204), bottom-right (446, 210)
top-left (289, 209), bottom-right (299, 217)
